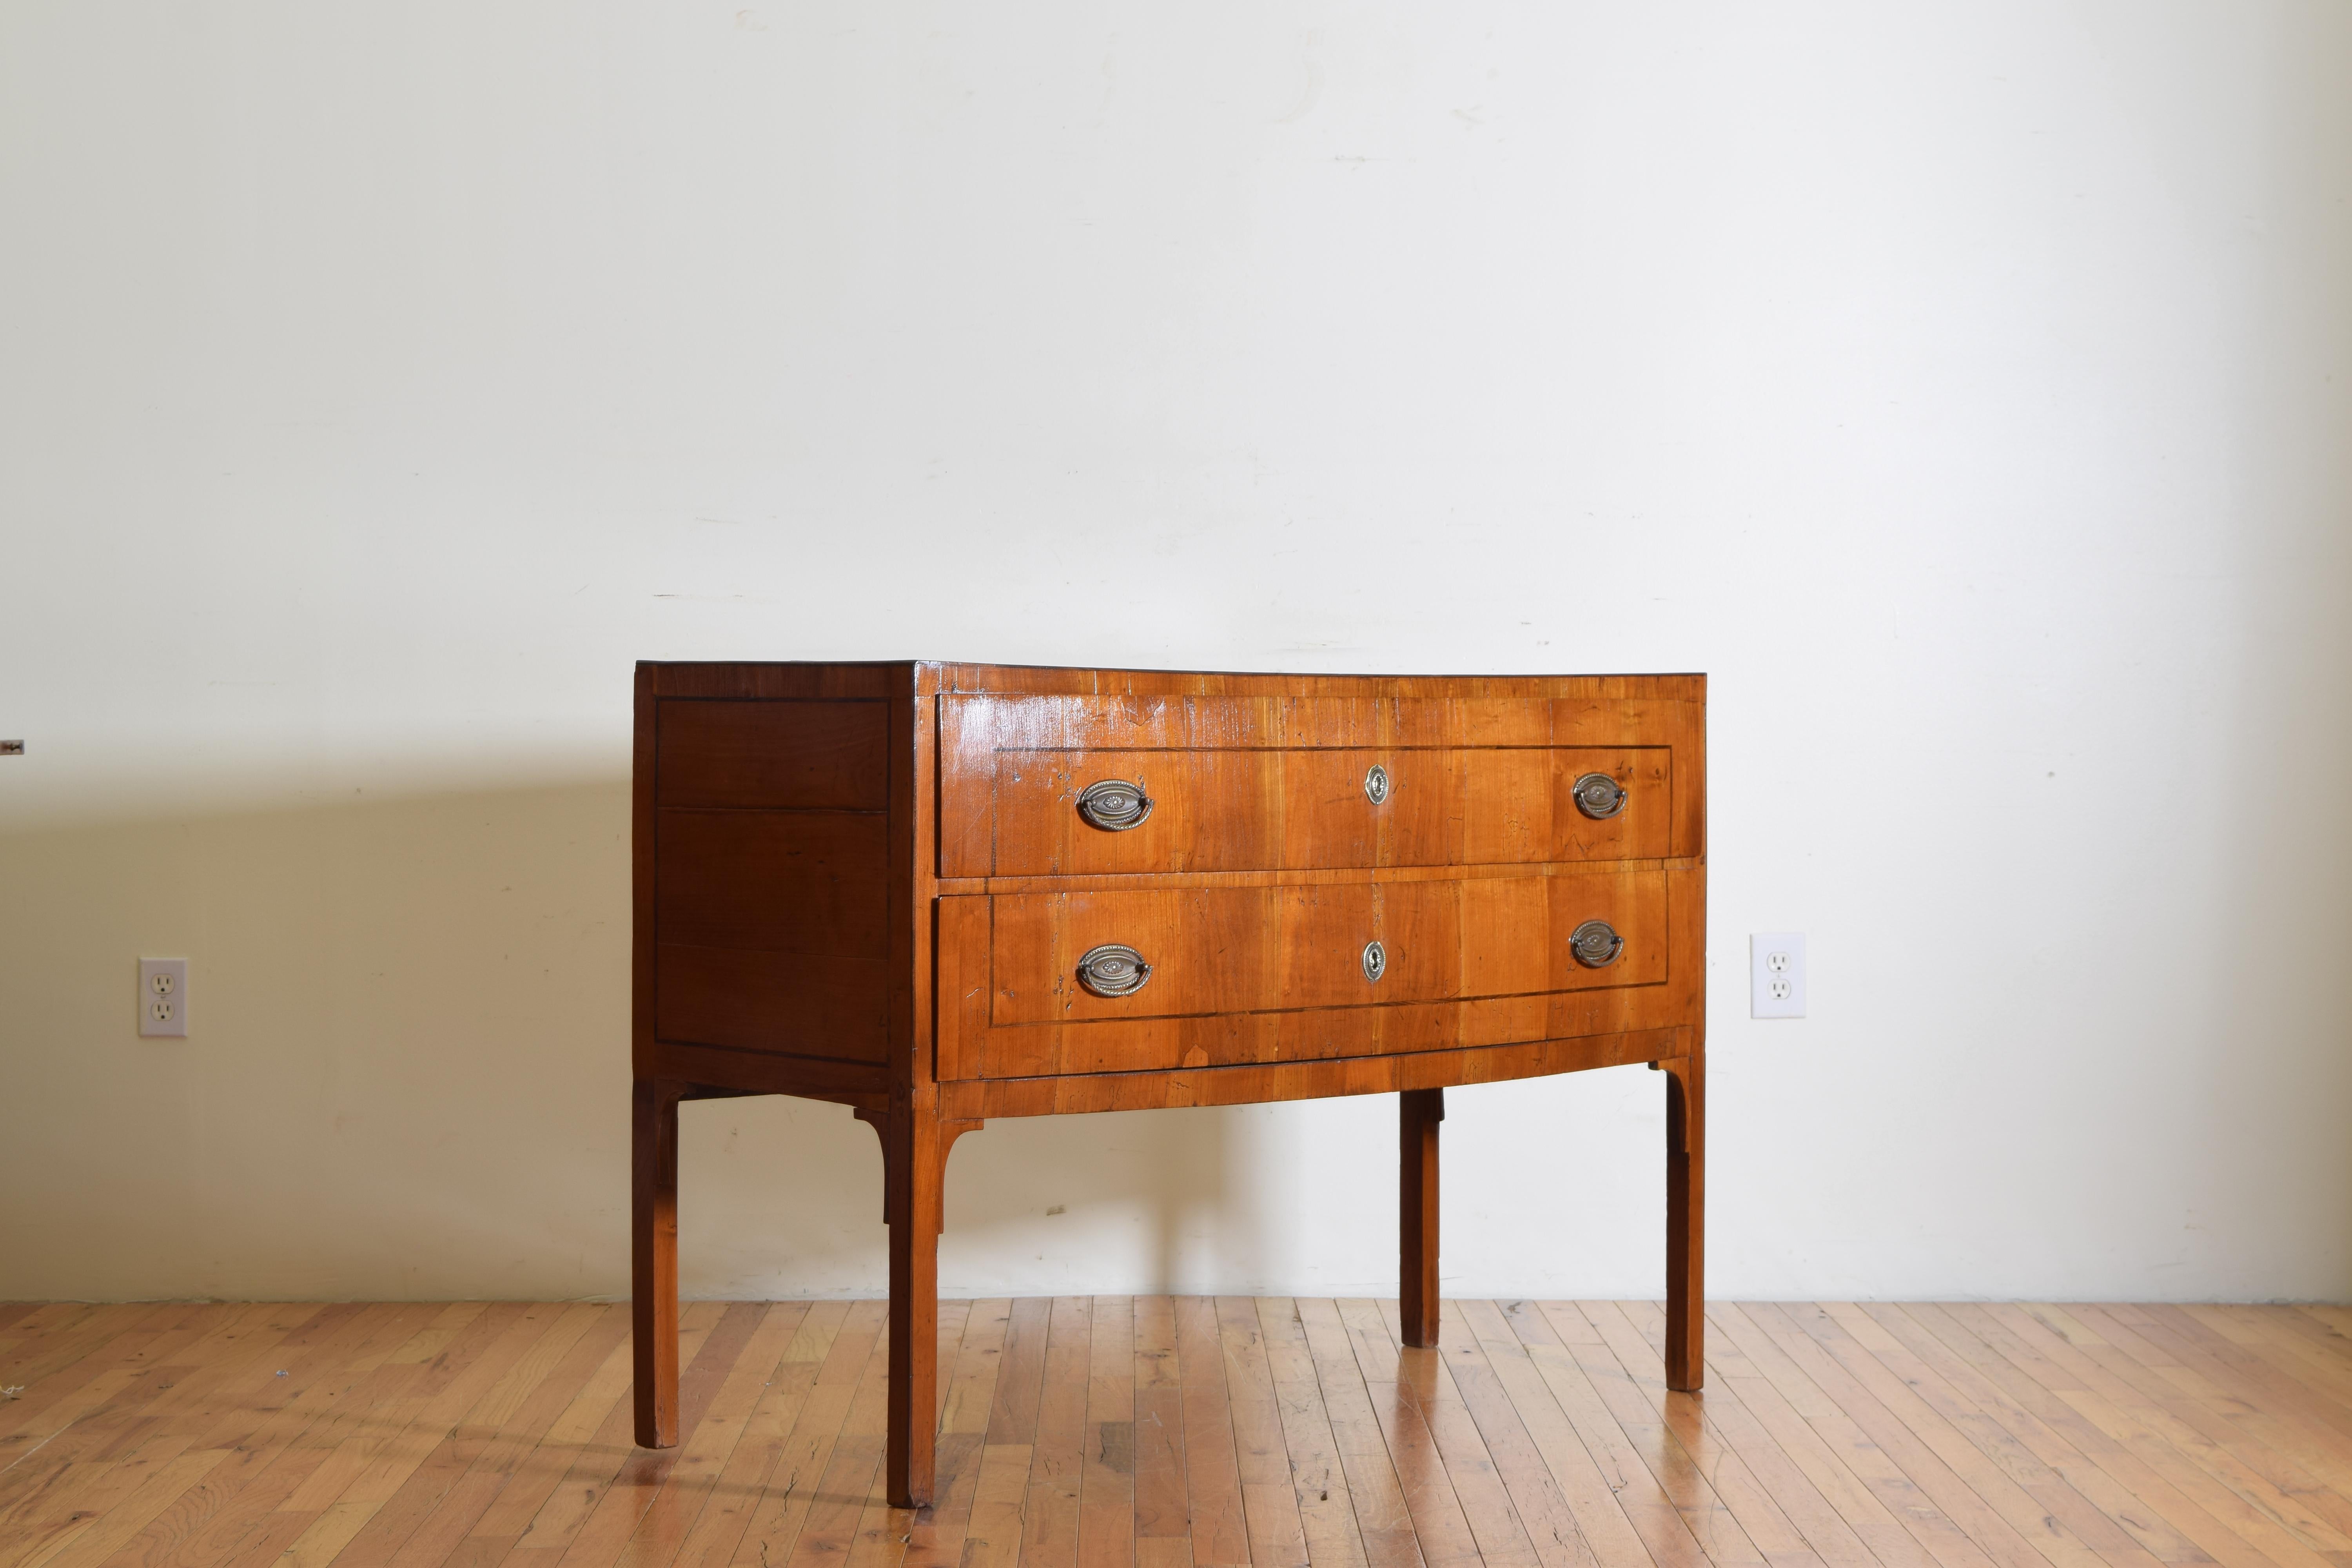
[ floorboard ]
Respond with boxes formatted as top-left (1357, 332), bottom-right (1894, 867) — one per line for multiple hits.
top-left (1, 1302), bottom-right (2345, 1568)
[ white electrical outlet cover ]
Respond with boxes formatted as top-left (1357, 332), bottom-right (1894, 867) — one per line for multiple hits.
top-left (1750, 933), bottom-right (1806, 1019)
top-left (139, 958), bottom-right (188, 1038)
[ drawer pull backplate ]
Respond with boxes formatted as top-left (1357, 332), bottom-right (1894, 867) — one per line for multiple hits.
top-left (1569, 919), bottom-right (1624, 968)
top-left (1075, 943), bottom-right (1152, 998)
top-left (1075, 779), bottom-right (1153, 832)
top-left (1362, 940), bottom-right (1387, 983)
top-left (1572, 772), bottom-right (1628, 819)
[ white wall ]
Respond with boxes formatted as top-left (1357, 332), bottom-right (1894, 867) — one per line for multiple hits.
top-left (3, 1), bottom-right (2348, 1305)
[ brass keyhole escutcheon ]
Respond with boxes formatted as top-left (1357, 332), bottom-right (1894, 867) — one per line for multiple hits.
top-left (1364, 764), bottom-right (1391, 805)
top-left (1362, 940), bottom-right (1387, 982)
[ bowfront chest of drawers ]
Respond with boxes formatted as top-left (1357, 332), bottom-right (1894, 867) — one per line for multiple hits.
top-left (632, 661), bottom-right (1708, 1506)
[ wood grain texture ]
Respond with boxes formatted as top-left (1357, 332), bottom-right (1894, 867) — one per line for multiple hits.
top-left (962, 745), bottom-right (1671, 878)
top-left (6, 1299), bottom-right (2348, 1568)
top-left (634, 662), bottom-right (1708, 1509)
top-left (939, 1034), bottom-right (1689, 1120)
top-left (633, 1081), bottom-right (682, 1449)
top-left (1399, 1090), bottom-right (1443, 1351)
top-left (926, 666), bottom-right (1705, 700)
top-left (651, 805), bottom-right (889, 1062)
top-left (1664, 1059), bottom-right (1703, 1392)
top-left (652, 946), bottom-right (889, 1063)
top-left (655, 699), bottom-right (890, 811)
top-left (936, 863), bottom-right (1700, 1082)
top-left (978, 871), bottom-right (1669, 1026)
top-left (940, 693), bottom-right (1702, 878)
top-left (656, 811), bottom-right (889, 955)
top-left (639, 1042), bottom-right (885, 1111)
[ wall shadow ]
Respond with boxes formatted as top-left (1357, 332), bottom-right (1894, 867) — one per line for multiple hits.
top-left (0, 778), bottom-right (1266, 1301)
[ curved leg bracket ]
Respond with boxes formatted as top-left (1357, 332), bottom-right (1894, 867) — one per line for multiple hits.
top-left (854, 1107), bottom-right (982, 1233)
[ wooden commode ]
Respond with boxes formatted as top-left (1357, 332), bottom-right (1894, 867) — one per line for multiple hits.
top-left (631, 661), bottom-right (1709, 1507)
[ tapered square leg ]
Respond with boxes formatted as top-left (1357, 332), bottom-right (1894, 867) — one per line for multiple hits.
top-left (632, 1079), bottom-right (681, 1448)
top-left (884, 1112), bottom-right (940, 1508)
top-left (860, 1107), bottom-right (979, 1509)
top-left (1400, 1087), bottom-right (1443, 1349)
top-left (1664, 1058), bottom-right (1704, 1391)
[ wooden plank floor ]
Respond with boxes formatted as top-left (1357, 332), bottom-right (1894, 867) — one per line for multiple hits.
top-left (3, 1300), bottom-right (2350, 1568)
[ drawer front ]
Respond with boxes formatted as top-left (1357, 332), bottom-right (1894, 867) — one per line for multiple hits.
top-left (972, 747), bottom-right (1667, 876)
top-left (935, 866), bottom-right (1701, 1080)
top-left (989, 873), bottom-right (1664, 1024)
top-left (939, 693), bottom-right (1702, 877)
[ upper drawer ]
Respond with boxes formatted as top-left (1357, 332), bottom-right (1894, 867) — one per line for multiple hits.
top-left (939, 694), bottom-right (1700, 876)
top-left (967, 746), bottom-right (1668, 876)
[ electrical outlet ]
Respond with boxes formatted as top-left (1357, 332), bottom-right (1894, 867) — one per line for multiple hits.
top-left (139, 958), bottom-right (188, 1038)
top-left (1750, 933), bottom-right (1805, 1019)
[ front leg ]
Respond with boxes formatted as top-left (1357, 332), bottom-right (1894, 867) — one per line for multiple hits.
top-left (632, 1079), bottom-right (683, 1447)
top-left (860, 1106), bottom-right (981, 1508)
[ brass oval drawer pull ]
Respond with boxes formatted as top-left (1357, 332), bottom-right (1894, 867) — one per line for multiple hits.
top-left (1572, 772), bottom-right (1628, 819)
top-left (1364, 764), bottom-right (1391, 805)
top-left (1570, 919), bottom-right (1624, 968)
top-left (1075, 779), bottom-right (1153, 831)
top-left (1362, 940), bottom-right (1387, 982)
top-left (1075, 943), bottom-right (1152, 997)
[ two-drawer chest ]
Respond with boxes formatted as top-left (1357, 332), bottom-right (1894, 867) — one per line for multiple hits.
top-left (632, 662), bottom-right (1708, 1506)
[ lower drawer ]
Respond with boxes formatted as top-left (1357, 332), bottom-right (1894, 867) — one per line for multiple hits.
top-left (935, 866), bottom-right (1700, 1079)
